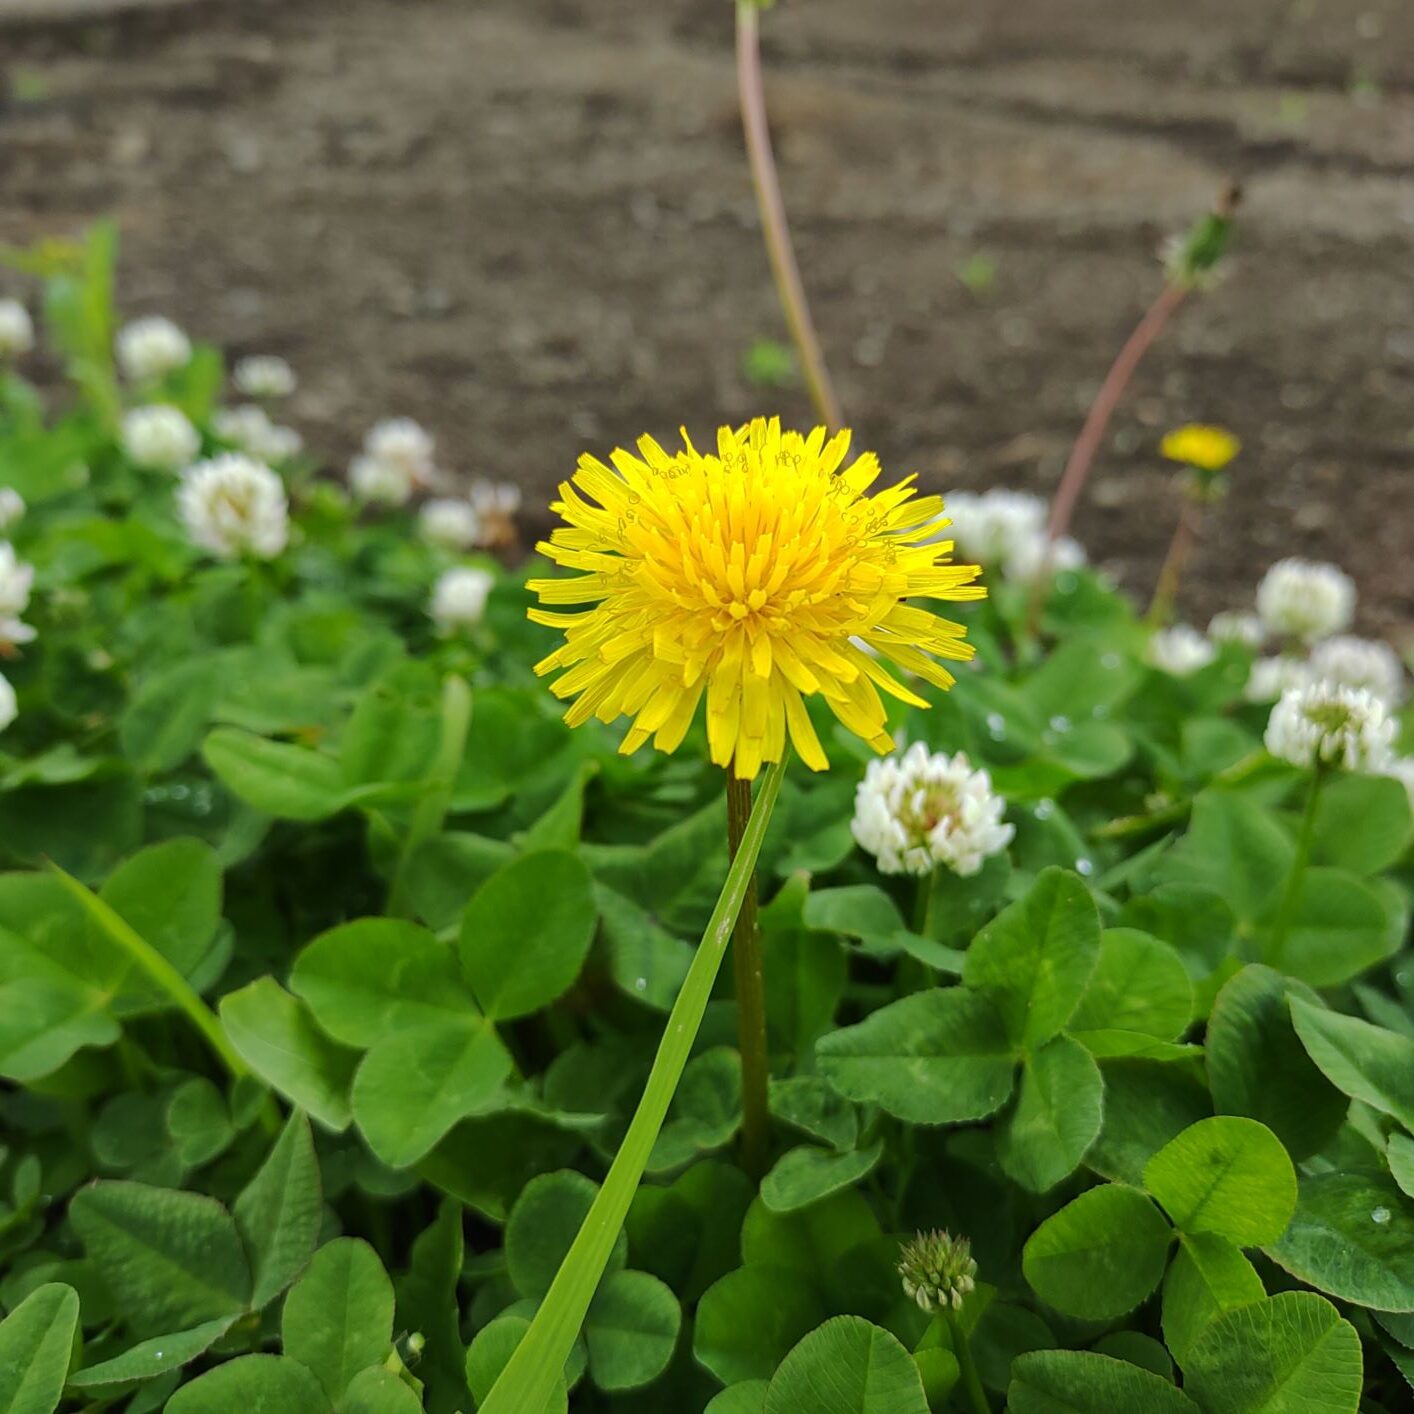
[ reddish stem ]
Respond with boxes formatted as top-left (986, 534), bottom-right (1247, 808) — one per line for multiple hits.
top-left (736, 3), bottom-right (844, 432)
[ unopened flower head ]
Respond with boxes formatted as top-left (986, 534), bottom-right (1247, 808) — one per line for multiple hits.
top-left (121, 404), bottom-right (200, 472)
top-left (213, 405), bottom-right (302, 463)
top-left (1159, 424), bottom-right (1240, 473)
top-left (530, 419), bottom-right (985, 780)
top-left (0, 488), bottom-right (24, 534)
top-left (116, 316), bottom-right (192, 383)
top-left (852, 742), bottom-right (1013, 877)
top-left (0, 299), bottom-right (35, 358)
top-left (1208, 610), bottom-right (1264, 650)
top-left (1307, 635), bottom-right (1406, 707)
top-left (420, 498), bottom-right (481, 552)
top-left (365, 418), bottom-right (435, 482)
top-left (0, 672), bottom-right (15, 733)
top-left (898, 1230), bottom-right (977, 1314)
top-left (1146, 624), bottom-right (1216, 677)
top-left (1256, 558), bottom-right (1355, 644)
top-left (1264, 680), bottom-right (1395, 773)
top-left (431, 566), bottom-right (494, 633)
top-left (233, 354), bottom-right (296, 399)
top-left (178, 454), bottom-right (288, 561)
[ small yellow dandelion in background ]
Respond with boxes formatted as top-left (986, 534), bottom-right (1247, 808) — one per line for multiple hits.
top-left (1160, 423), bottom-right (1240, 473)
top-left (528, 417), bottom-right (985, 780)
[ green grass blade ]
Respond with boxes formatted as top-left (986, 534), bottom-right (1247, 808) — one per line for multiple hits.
top-left (479, 752), bottom-right (788, 1414)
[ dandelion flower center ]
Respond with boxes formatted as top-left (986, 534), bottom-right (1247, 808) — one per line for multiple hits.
top-left (529, 418), bottom-right (985, 779)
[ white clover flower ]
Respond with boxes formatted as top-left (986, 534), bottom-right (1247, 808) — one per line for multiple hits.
top-left (1307, 635), bottom-right (1406, 708)
top-left (0, 489), bottom-right (24, 533)
top-left (1245, 655), bottom-right (1311, 703)
top-left (212, 405), bottom-right (302, 463)
top-left (1208, 610), bottom-right (1265, 651)
top-left (0, 672), bottom-right (15, 733)
top-left (0, 299), bottom-right (35, 358)
top-left (120, 404), bottom-right (200, 473)
top-left (116, 316), bottom-right (192, 383)
top-left (1264, 681), bottom-right (1395, 773)
top-left (468, 478), bottom-right (523, 547)
top-left (365, 418), bottom-right (435, 483)
top-left (419, 498), bottom-right (481, 551)
top-left (233, 354), bottom-right (296, 400)
top-left (852, 742), bottom-right (1015, 878)
top-left (1256, 558), bottom-right (1355, 644)
top-left (350, 453), bottom-right (414, 507)
top-left (1146, 624), bottom-right (1216, 677)
top-left (430, 566), bottom-right (495, 634)
top-left (178, 454), bottom-right (288, 561)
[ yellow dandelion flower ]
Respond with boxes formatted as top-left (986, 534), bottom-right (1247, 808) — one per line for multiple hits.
top-left (1160, 423), bottom-right (1240, 472)
top-left (528, 417), bottom-right (985, 780)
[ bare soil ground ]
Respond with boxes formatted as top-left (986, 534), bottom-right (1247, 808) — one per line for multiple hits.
top-left (1, 0), bottom-right (1412, 632)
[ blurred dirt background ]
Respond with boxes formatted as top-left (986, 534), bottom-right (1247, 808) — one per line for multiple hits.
top-left (1, 0), bottom-right (1411, 632)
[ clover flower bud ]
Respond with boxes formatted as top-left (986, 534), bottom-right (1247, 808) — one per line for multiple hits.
top-left (1207, 610), bottom-right (1264, 651)
top-left (233, 354), bottom-right (296, 399)
top-left (898, 1229), bottom-right (977, 1314)
top-left (419, 498), bottom-right (481, 551)
top-left (1264, 680), bottom-right (1395, 774)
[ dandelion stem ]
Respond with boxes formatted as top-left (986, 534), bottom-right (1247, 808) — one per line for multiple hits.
top-left (1269, 766), bottom-right (1324, 968)
top-left (944, 1308), bottom-right (991, 1414)
top-left (726, 768), bottom-right (771, 1181)
top-left (736, 1), bottom-right (843, 432)
top-left (1147, 491), bottom-right (1204, 625)
top-left (1046, 280), bottom-right (1187, 548)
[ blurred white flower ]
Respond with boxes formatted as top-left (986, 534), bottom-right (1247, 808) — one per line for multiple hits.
top-left (178, 454), bottom-right (288, 561)
top-left (350, 453), bottom-right (413, 507)
top-left (366, 418), bottom-right (435, 482)
top-left (468, 478), bottom-right (522, 547)
top-left (1006, 532), bottom-right (1086, 585)
top-left (1207, 610), bottom-right (1264, 650)
top-left (213, 405), bottom-right (302, 463)
top-left (0, 299), bottom-right (35, 358)
top-left (1256, 558), bottom-right (1355, 644)
top-left (430, 566), bottom-right (495, 633)
top-left (1264, 680), bottom-right (1395, 773)
top-left (419, 498), bottom-right (481, 551)
top-left (0, 542), bottom-right (35, 646)
top-left (1307, 635), bottom-right (1406, 707)
top-left (0, 488), bottom-right (24, 533)
top-left (0, 672), bottom-right (14, 733)
top-left (116, 316), bottom-right (192, 383)
top-left (943, 489), bottom-right (1044, 570)
top-left (1245, 655), bottom-right (1310, 703)
top-left (852, 742), bottom-right (1014, 878)
top-left (121, 404), bottom-right (200, 472)
top-left (233, 355), bottom-right (296, 400)
top-left (1146, 624), bottom-right (1216, 677)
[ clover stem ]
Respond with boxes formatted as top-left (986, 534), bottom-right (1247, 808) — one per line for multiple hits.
top-left (1269, 766), bottom-right (1324, 968)
top-left (944, 1307), bottom-right (991, 1414)
top-left (726, 768), bottom-right (771, 1181)
top-left (1147, 490), bottom-right (1204, 625)
top-left (913, 868), bottom-right (935, 938)
top-left (736, 1), bottom-right (843, 432)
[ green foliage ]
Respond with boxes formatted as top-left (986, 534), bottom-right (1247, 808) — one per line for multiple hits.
top-left (0, 230), bottom-right (1409, 1412)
